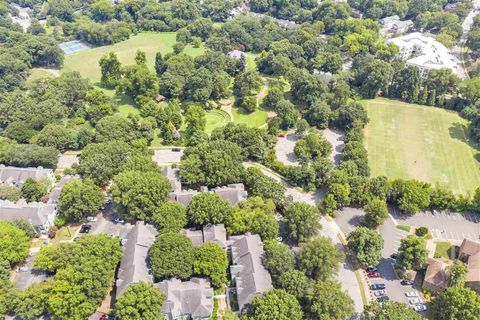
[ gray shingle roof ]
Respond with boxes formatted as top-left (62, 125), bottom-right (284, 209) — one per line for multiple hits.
top-left (0, 200), bottom-right (56, 226)
top-left (182, 224), bottom-right (228, 249)
top-left (115, 221), bottom-right (157, 299)
top-left (230, 233), bottom-right (273, 311)
top-left (0, 165), bottom-right (54, 186)
top-left (157, 278), bottom-right (213, 319)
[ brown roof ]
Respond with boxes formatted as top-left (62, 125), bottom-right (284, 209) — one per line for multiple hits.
top-left (460, 239), bottom-right (480, 257)
top-left (424, 258), bottom-right (449, 290)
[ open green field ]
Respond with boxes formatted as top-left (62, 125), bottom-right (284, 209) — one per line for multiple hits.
top-left (62, 32), bottom-right (205, 83)
top-left (205, 109), bottom-right (230, 133)
top-left (232, 106), bottom-right (268, 128)
top-left (363, 98), bottom-right (480, 195)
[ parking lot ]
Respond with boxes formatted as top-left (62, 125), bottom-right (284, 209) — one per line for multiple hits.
top-left (335, 208), bottom-right (426, 312)
top-left (12, 251), bottom-right (48, 289)
top-left (392, 209), bottom-right (480, 243)
top-left (152, 148), bottom-right (184, 165)
top-left (275, 132), bottom-right (299, 166)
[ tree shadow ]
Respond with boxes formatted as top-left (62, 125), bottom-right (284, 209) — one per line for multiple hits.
top-left (448, 122), bottom-right (480, 163)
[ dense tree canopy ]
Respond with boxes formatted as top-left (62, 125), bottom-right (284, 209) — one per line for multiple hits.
top-left (0, 222), bottom-right (29, 265)
top-left (364, 301), bottom-right (423, 320)
top-left (58, 178), bottom-right (104, 221)
top-left (283, 201), bottom-right (321, 242)
top-left (113, 282), bottom-right (165, 320)
top-left (304, 280), bottom-right (355, 320)
top-left (193, 242), bottom-right (228, 287)
top-left (347, 227), bottom-right (384, 267)
top-left (396, 236), bottom-right (428, 271)
top-left (245, 289), bottom-right (303, 320)
top-left (152, 201), bottom-right (187, 233)
top-left (297, 237), bottom-right (344, 281)
top-left (431, 286), bottom-right (480, 320)
top-left (187, 192), bottom-right (232, 226)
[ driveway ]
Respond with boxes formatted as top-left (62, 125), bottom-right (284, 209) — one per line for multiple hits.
top-left (244, 163), bottom-right (364, 313)
top-left (89, 202), bottom-right (128, 237)
top-left (12, 252), bottom-right (48, 289)
top-left (323, 128), bottom-right (344, 165)
top-left (391, 209), bottom-right (480, 244)
top-left (335, 208), bottom-right (424, 307)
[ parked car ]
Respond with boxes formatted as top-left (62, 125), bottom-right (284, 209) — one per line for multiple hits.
top-left (413, 304), bottom-right (427, 312)
top-left (390, 253), bottom-right (398, 260)
top-left (405, 291), bottom-right (419, 297)
top-left (115, 217), bottom-right (125, 224)
top-left (432, 209), bottom-right (439, 216)
top-left (376, 296), bottom-right (390, 303)
top-left (409, 298), bottom-right (422, 304)
top-left (18, 266), bottom-right (28, 272)
top-left (367, 272), bottom-right (381, 278)
top-left (401, 279), bottom-right (414, 286)
top-left (80, 224), bottom-right (92, 234)
top-left (370, 284), bottom-right (386, 290)
top-left (374, 290), bottom-right (386, 297)
top-left (172, 148), bottom-right (181, 152)
top-left (278, 133), bottom-right (285, 138)
top-left (366, 267), bottom-right (378, 273)
top-left (87, 216), bottom-right (97, 222)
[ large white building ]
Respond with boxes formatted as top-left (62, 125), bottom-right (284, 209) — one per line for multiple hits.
top-left (387, 32), bottom-right (466, 79)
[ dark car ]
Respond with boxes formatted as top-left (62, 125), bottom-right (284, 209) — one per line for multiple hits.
top-left (390, 253), bottom-right (398, 260)
top-left (376, 296), bottom-right (390, 303)
top-left (172, 148), bottom-right (181, 152)
top-left (366, 267), bottom-right (378, 273)
top-left (370, 284), bottom-right (386, 290)
top-left (80, 224), bottom-right (92, 234)
top-left (401, 279), bottom-right (414, 286)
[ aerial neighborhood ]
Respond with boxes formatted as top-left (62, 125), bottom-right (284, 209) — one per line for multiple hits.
top-left (2, 0), bottom-right (480, 319)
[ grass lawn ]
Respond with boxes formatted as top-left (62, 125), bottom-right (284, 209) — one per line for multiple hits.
top-left (363, 98), bottom-right (480, 195)
top-left (51, 224), bottom-right (81, 245)
top-left (434, 241), bottom-right (453, 259)
top-left (62, 32), bottom-right (205, 84)
top-left (27, 68), bottom-right (55, 85)
top-left (232, 106), bottom-right (268, 128)
top-left (396, 224), bottom-right (411, 232)
top-left (205, 109), bottom-right (230, 133)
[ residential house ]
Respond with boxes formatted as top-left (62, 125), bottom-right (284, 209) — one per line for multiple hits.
top-left (459, 239), bottom-right (480, 293)
top-left (115, 221), bottom-right (157, 299)
top-left (387, 32), bottom-right (466, 79)
top-left (162, 166), bottom-right (181, 192)
top-left (48, 175), bottom-right (77, 204)
top-left (380, 15), bottom-right (413, 36)
top-left (227, 50), bottom-right (245, 60)
top-left (182, 224), bottom-right (228, 249)
top-left (169, 184), bottom-right (248, 207)
top-left (156, 278), bottom-right (214, 320)
top-left (0, 199), bottom-right (56, 237)
top-left (230, 233), bottom-right (273, 311)
top-left (0, 165), bottom-right (55, 187)
top-left (423, 258), bottom-right (449, 292)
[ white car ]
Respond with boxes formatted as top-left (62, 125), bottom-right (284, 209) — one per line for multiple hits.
top-left (409, 298), bottom-right (422, 304)
top-left (18, 266), bottom-right (28, 272)
top-left (413, 304), bottom-right (427, 312)
top-left (374, 290), bottom-right (386, 297)
top-left (87, 216), bottom-right (97, 222)
top-left (405, 291), bottom-right (419, 297)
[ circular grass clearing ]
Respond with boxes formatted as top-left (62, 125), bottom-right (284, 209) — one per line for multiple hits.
top-left (205, 109), bottom-right (231, 133)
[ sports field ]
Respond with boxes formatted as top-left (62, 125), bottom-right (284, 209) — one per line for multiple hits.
top-left (363, 98), bottom-right (480, 195)
top-left (62, 32), bottom-right (205, 83)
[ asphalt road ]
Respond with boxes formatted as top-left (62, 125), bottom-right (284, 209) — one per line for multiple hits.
top-left (12, 252), bottom-right (48, 289)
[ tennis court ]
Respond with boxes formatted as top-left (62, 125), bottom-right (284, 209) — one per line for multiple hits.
top-left (59, 40), bottom-right (91, 54)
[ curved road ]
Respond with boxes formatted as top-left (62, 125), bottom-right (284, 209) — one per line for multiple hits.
top-left (243, 162), bottom-right (366, 313)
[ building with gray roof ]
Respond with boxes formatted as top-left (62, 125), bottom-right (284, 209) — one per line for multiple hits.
top-left (0, 165), bottom-right (55, 187)
top-left (156, 277), bottom-right (214, 320)
top-left (48, 175), bottom-right (77, 204)
top-left (182, 224), bottom-right (228, 249)
top-left (0, 199), bottom-right (56, 237)
top-left (115, 221), bottom-right (157, 299)
top-left (230, 233), bottom-right (273, 311)
top-left (162, 166), bottom-right (181, 192)
top-left (170, 184), bottom-right (247, 207)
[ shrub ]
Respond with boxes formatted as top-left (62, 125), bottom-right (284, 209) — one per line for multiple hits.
top-left (415, 227), bottom-right (429, 237)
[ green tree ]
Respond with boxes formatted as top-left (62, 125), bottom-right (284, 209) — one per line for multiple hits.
top-left (263, 240), bottom-right (296, 281)
top-left (187, 192), bottom-right (232, 226)
top-left (77, 141), bottom-right (132, 186)
top-left (283, 202), bottom-right (321, 242)
top-left (297, 237), bottom-right (344, 281)
top-left (99, 52), bottom-right (122, 87)
top-left (233, 69), bottom-right (263, 98)
top-left (152, 202), bottom-right (187, 233)
top-left (0, 222), bottom-right (30, 265)
top-left (347, 227), bottom-right (384, 267)
top-left (352, 57), bottom-right (394, 99)
top-left (21, 177), bottom-right (47, 202)
top-left (184, 104), bottom-right (206, 134)
top-left (8, 283), bottom-right (49, 319)
top-left (113, 282), bottom-right (165, 320)
top-left (448, 261), bottom-right (468, 287)
top-left (459, 77), bottom-right (480, 104)
top-left (0, 184), bottom-right (21, 202)
top-left (305, 100), bottom-right (332, 129)
top-left (396, 236), bottom-right (427, 271)
top-left (431, 286), bottom-right (480, 320)
top-left (149, 233), bottom-right (195, 280)
top-left (277, 270), bottom-right (310, 299)
top-left (244, 167), bottom-right (285, 206)
top-left (226, 197), bottom-right (278, 240)
top-left (193, 242), bottom-right (228, 287)
top-left (294, 132), bottom-right (332, 164)
top-left (117, 64), bottom-right (159, 103)
top-left (364, 198), bottom-right (389, 227)
top-left (304, 280), bottom-right (354, 320)
top-left (388, 180), bottom-right (431, 215)
top-left (58, 179), bottom-right (104, 222)
top-left (111, 170), bottom-right (171, 221)
top-left (245, 289), bottom-right (303, 320)
top-left (364, 301), bottom-right (423, 320)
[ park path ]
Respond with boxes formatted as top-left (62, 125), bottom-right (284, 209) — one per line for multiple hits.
top-left (243, 162), bottom-right (366, 313)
